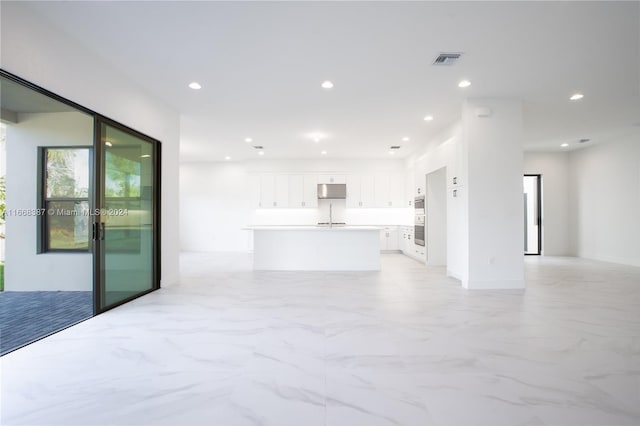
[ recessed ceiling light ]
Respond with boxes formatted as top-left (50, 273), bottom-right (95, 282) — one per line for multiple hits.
top-left (561, 143), bottom-right (569, 147)
top-left (140, 154), bottom-right (151, 158)
top-left (258, 151), bottom-right (265, 156)
top-left (388, 150), bottom-right (395, 155)
top-left (105, 141), bottom-right (113, 147)
top-left (224, 156), bottom-right (231, 160)
top-left (423, 115), bottom-right (434, 122)
top-left (308, 132), bottom-right (326, 143)
top-left (569, 93), bottom-right (584, 101)
top-left (321, 150), bottom-right (327, 155)
top-left (188, 82), bottom-right (202, 90)
top-left (321, 81), bottom-right (334, 89)
top-left (458, 80), bottom-right (471, 88)
top-left (245, 137), bottom-right (252, 143)
top-left (402, 137), bottom-right (410, 142)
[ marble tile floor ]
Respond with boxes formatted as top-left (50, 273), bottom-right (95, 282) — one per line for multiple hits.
top-left (1, 253), bottom-right (639, 426)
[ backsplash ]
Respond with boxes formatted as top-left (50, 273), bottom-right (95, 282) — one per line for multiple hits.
top-left (251, 200), bottom-right (411, 226)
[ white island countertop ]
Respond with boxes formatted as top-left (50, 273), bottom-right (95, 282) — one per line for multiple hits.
top-left (248, 225), bottom-right (381, 271)
top-left (245, 225), bottom-right (382, 231)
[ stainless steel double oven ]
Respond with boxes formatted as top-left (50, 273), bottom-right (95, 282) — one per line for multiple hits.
top-left (414, 196), bottom-right (425, 246)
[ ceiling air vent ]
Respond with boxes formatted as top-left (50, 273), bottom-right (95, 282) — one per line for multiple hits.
top-left (389, 146), bottom-right (401, 150)
top-left (578, 138), bottom-right (590, 144)
top-left (253, 145), bottom-right (264, 149)
top-left (433, 52), bottom-right (462, 66)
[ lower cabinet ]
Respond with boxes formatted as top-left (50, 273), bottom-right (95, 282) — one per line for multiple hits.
top-left (399, 226), bottom-right (413, 254)
top-left (380, 226), bottom-right (399, 251)
top-left (400, 226), bottom-right (425, 263)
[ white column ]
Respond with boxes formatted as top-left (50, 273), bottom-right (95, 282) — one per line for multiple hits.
top-left (461, 99), bottom-right (525, 289)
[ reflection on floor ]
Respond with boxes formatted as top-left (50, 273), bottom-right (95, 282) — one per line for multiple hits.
top-left (0, 291), bottom-right (92, 355)
top-left (1, 254), bottom-right (639, 426)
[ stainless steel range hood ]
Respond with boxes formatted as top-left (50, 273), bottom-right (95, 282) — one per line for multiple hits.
top-left (317, 183), bottom-right (346, 199)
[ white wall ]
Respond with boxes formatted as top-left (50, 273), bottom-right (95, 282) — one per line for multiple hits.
top-left (523, 152), bottom-right (570, 255)
top-left (463, 99), bottom-right (524, 290)
top-left (568, 134), bottom-right (640, 267)
top-left (426, 167), bottom-right (447, 266)
top-left (180, 162), bottom-right (253, 252)
top-left (5, 112), bottom-right (93, 291)
top-left (179, 159), bottom-right (410, 252)
top-left (1, 2), bottom-right (181, 285)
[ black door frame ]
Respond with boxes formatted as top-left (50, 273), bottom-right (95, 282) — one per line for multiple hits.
top-left (93, 117), bottom-right (161, 314)
top-left (524, 174), bottom-right (542, 256)
top-left (1, 68), bottom-right (162, 316)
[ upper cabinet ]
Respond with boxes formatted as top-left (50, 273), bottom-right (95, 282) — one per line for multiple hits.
top-left (415, 171), bottom-right (425, 196)
top-left (389, 174), bottom-right (404, 207)
top-left (253, 173), bottom-right (316, 208)
top-left (374, 173), bottom-right (404, 207)
top-left (405, 167), bottom-right (415, 207)
top-left (346, 174), bottom-right (375, 208)
top-left (249, 174), bottom-right (261, 208)
top-left (259, 174), bottom-right (275, 208)
top-left (289, 174), bottom-right (317, 208)
top-left (303, 175), bottom-right (318, 207)
top-left (256, 174), bottom-right (283, 208)
top-left (275, 175), bottom-right (289, 208)
top-left (252, 172), bottom-right (405, 209)
top-left (253, 174), bottom-right (289, 208)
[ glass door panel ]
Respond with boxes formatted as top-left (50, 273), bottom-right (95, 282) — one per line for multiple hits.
top-left (96, 122), bottom-right (158, 311)
top-left (0, 73), bottom-right (94, 355)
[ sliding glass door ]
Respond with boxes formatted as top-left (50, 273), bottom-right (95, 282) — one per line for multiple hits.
top-left (94, 120), bottom-right (160, 312)
top-left (0, 69), bottom-right (161, 353)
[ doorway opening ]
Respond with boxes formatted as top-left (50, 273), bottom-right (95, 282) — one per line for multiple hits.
top-left (524, 174), bottom-right (541, 255)
top-left (426, 167), bottom-right (447, 266)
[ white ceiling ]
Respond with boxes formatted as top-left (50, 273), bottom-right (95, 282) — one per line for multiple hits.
top-left (19, 1), bottom-right (640, 161)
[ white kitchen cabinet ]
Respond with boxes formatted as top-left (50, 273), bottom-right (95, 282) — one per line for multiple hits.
top-left (259, 174), bottom-right (275, 208)
top-left (289, 174), bottom-right (317, 208)
top-left (399, 226), bottom-right (425, 262)
top-left (256, 174), bottom-right (288, 208)
top-left (374, 173), bottom-right (404, 207)
top-left (389, 173), bottom-right (404, 207)
top-left (288, 175), bottom-right (304, 207)
top-left (388, 227), bottom-right (399, 251)
top-left (399, 227), bottom-right (407, 253)
top-left (415, 171), bottom-right (425, 197)
top-left (249, 174), bottom-right (261, 208)
top-left (318, 174), bottom-right (346, 184)
top-left (380, 226), bottom-right (399, 251)
top-left (303, 175), bottom-right (318, 207)
top-left (275, 175), bottom-right (289, 208)
top-left (346, 174), bottom-right (375, 208)
top-left (405, 168), bottom-right (415, 207)
top-left (361, 175), bottom-right (375, 207)
top-left (399, 226), bottom-right (413, 254)
top-left (346, 175), bottom-right (361, 208)
top-left (272, 174), bottom-right (317, 208)
top-left (374, 174), bottom-right (391, 207)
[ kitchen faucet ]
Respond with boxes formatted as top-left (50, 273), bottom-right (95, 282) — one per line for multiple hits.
top-left (329, 203), bottom-right (333, 228)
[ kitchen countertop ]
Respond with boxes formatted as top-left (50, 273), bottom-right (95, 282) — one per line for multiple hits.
top-left (245, 225), bottom-right (382, 231)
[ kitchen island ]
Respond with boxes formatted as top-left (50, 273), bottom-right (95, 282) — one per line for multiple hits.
top-left (247, 226), bottom-right (381, 271)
